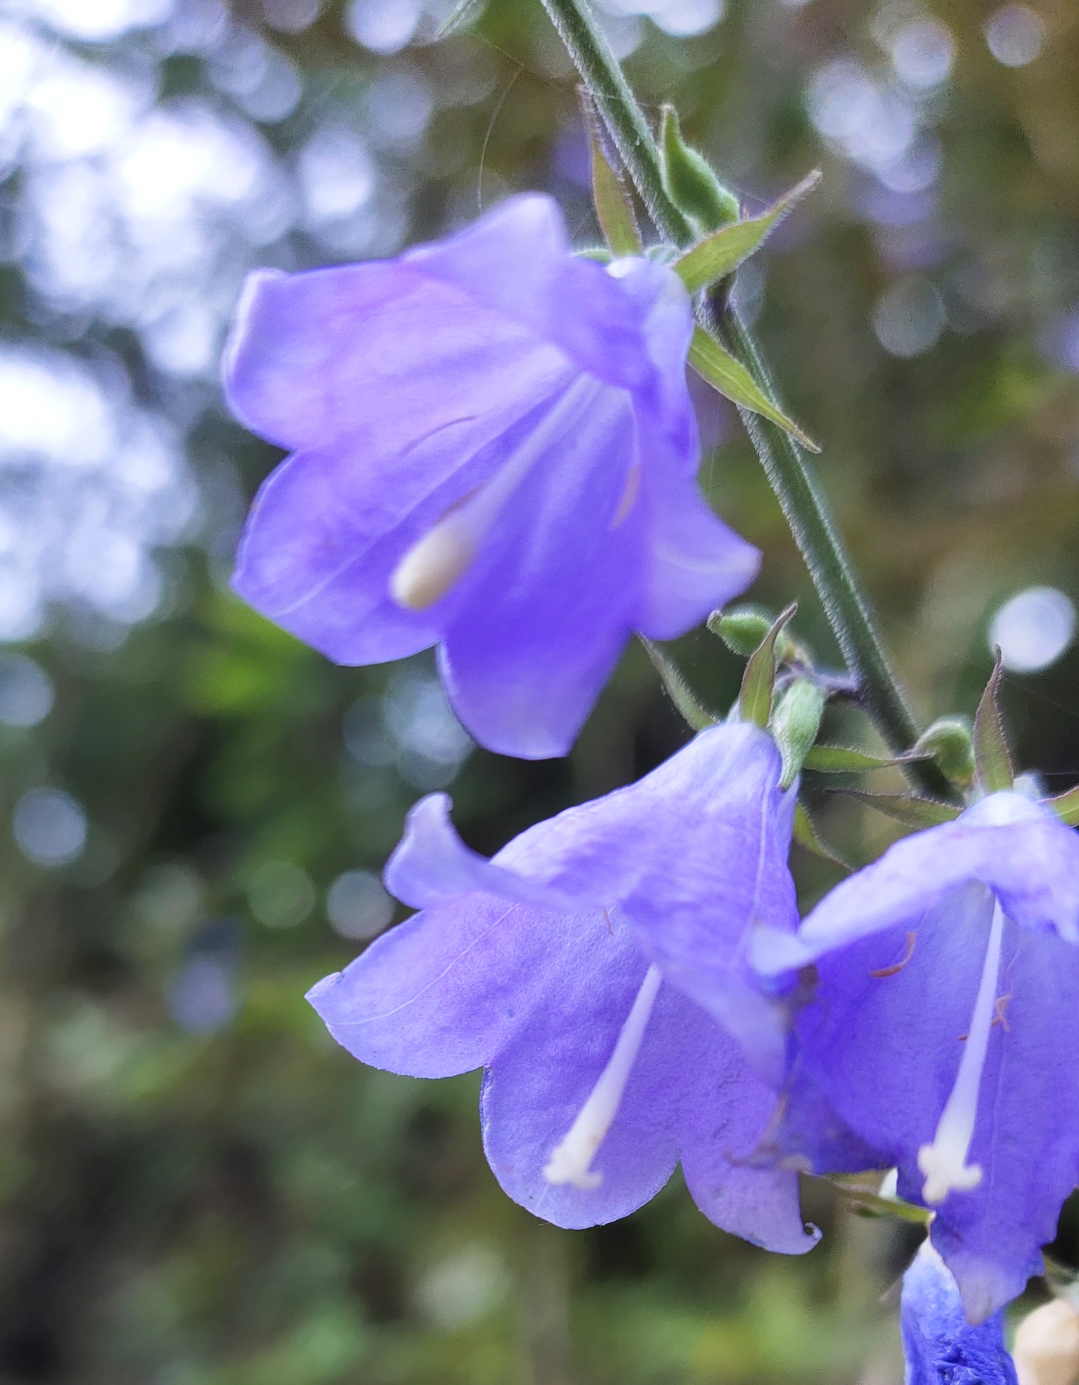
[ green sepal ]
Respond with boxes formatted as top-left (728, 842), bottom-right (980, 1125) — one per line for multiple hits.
top-left (1044, 783), bottom-right (1079, 827)
top-left (641, 638), bottom-right (718, 732)
top-left (802, 745), bottom-right (931, 773)
top-left (974, 650), bottom-right (1014, 794)
top-left (587, 118), bottom-right (642, 258)
top-left (674, 170), bottom-right (822, 295)
top-left (825, 1176), bottom-right (931, 1226)
top-left (689, 327), bottom-right (821, 453)
top-left (659, 105), bottom-right (740, 233)
top-left (772, 678), bottom-right (826, 789)
top-left (914, 716), bottom-right (976, 791)
top-left (831, 789), bottom-right (962, 829)
top-left (707, 605), bottom-right (775, 657)
top-left (793, 800), bottom-right (851, 873)
top-left (738, 603), bottom-right (797, 728)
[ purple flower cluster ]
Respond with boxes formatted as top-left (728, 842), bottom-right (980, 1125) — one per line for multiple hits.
top-left (224, 192), bottom-right (1079, 1371)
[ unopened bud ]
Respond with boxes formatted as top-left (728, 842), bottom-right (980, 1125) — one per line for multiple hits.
top-left (708, 605), bottom-right (775, 657)
top-left (915, 717), bottom-right (976, 790)
top-left (659, 106), bottom-right (740, 234)
top-left (1014, 1299), bottom-right (1079, 1385)
top-left (771, 678), bottom-right (827, 789)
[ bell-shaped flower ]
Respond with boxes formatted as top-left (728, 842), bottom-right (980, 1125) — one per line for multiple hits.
top-left (900, 1241), bottom-right (1018, 1385)
top-left (307, 722), bottom-right (816, 1249)
top-left (754, 792), bottom-right (1079, 1322)
top-left (224, 194), bottom-right (759, 759)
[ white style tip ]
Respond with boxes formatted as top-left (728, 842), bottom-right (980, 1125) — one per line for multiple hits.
top-left (542, 965), bottom-right (662, 1195)
top-left (917, 1141), bottom-right (983, 1205)
top-left (390, 517), bottom-right (476, 612)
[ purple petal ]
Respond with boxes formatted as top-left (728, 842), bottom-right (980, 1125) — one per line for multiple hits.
top-left (437, 384), bottom-right (643, 758)
top-left (679, 1024), bottom-right (819, 1253)
top-left (307, 891), bottom-right (593, 1079)
top-left (901, 1242), bottom-right (1018, 1385)
top-left (785, 882), bottom-right (1079, 1321)
top-left (791, 794), bottom-right (1079, 960)
top-left (636, 477), bottom-right (761, 641)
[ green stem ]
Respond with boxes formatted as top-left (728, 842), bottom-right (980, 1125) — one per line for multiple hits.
top-left (539, 0), bottom-right (954, 800)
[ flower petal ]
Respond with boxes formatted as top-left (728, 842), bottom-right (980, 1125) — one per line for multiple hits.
top-left (437, 385), bottom-right (643, 758)
top-left (791, 795), bottom-right (1079, 959)
top-left (480, 917), bottom-right (681, 1229)
top-left (679, 1029), bottom-right (819, 1254)
top-left (782, 883), bottom-right (1079, 1321)
top-left (900, 1242), bottom-right (1018, 1385)
top-left (306, 892), bottom-right (593, 1079)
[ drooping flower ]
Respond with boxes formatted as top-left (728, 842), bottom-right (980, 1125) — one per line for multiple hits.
top-left (754, 791), bottom-right (1079, 1322)
top-left (900, 1241), bottom-right (1018, 1385)
top-left (307, 721), bottom-right (817, 1249)
top-left (224, 194), bottom-right (759, 759)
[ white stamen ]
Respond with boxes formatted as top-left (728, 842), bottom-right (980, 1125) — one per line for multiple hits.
top-left (390, 514), bottom-right (476, 611)
top-left (544, 965), bottom-right (662, 1191)
top-left (917, 899), bottom-right (1005, 1204)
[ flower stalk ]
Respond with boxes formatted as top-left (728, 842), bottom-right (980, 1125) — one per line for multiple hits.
top-left (539, 0), bottom-right (953, 799)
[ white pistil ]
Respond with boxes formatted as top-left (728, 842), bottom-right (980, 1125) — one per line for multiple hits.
top-left (390, 514), bottom-right (477, 611)
top-left (544, 965), bottom-right (662, 1191)
top-left (917, 899), bottom-right (1006, 1205)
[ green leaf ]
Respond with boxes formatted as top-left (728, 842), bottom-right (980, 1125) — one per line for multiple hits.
top-left (659, 105), bottom-right (739, 232)
top-left (974, 650), bottom-right (1014, 793)
top-left (793, 800), bottom-right (851, 872)
top-left (825, 1176), bottom-right (930, 1226)
top-left (688, 327), bottom-right (821, 453)
top-left (588, 128), bottom-right (642, 258)
top-left (1045, 783), bottom-right (1079, 827)
top-left (674, 170), bottom-right (822, 295)
top-left (738, 603), bottom-right (797, 728)
top-left (803, 745), bottom-right (931, 773)
top-left (772, 679), bottom-right (827, 789)
top-left (831, 789), bottom-right (962, 829)
top-left (641, 639), bottom-right (718, 732)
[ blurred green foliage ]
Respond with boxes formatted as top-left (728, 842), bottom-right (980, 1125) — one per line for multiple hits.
top-left (1, 0), bottom-right (1078, 1380)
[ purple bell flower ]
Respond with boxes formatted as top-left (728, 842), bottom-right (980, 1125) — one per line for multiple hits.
top-left (308, 722), bottom-right (817, 1250)
top-left (223, 194), bottom-right (759, 759)
top-left (901, 1241), bottom-right (1018, 1385)
top-left (754, 791), bottom-right (1079, 1322)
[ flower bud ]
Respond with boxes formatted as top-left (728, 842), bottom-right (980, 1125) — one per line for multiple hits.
top-left (771, 678), bottom-right (826, 789)
top-left (915, 716), bottom-right (976, 790)
top-left (659, 106), bottom-right (740, 234)
top-left (1013, 1299), bottom-right (1079, 1385)
top-left (708, 605), bottom-right (775, 657)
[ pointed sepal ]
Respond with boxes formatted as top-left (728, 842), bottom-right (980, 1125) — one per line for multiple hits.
top-left (738, 603), bottom-right (797, 728)
top-left (674, 170), bottom-right (822, 295)
top-left (689, 327), bottom-right (821, 452)
top-left (641, 638), bottom-right (718, 732)
top-left (974, 651), bottom-right (1014, 794)
top-left (830, 789), bottom-right (962, 829)
top-left (1044, 783), bottom-right (1079, 827)
top-left (771, 678), bottom-right (826, 788)
top-left (802, 745), bottom-right (933, 773)
top-left (585, 102), bottom-right (642, 258)
top-left (793, 800), bottom-right (852, 873)
top-left (659, 105), bottom-right (740, 234)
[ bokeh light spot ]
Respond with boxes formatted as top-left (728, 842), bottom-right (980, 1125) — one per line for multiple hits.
top-left (13, 786), bottom-right (87, 866)
top-left (989, 586), bottom-right (1076, 673)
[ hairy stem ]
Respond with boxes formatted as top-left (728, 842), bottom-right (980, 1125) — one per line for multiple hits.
top-left (539, 0), bottom-right (953, 799)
